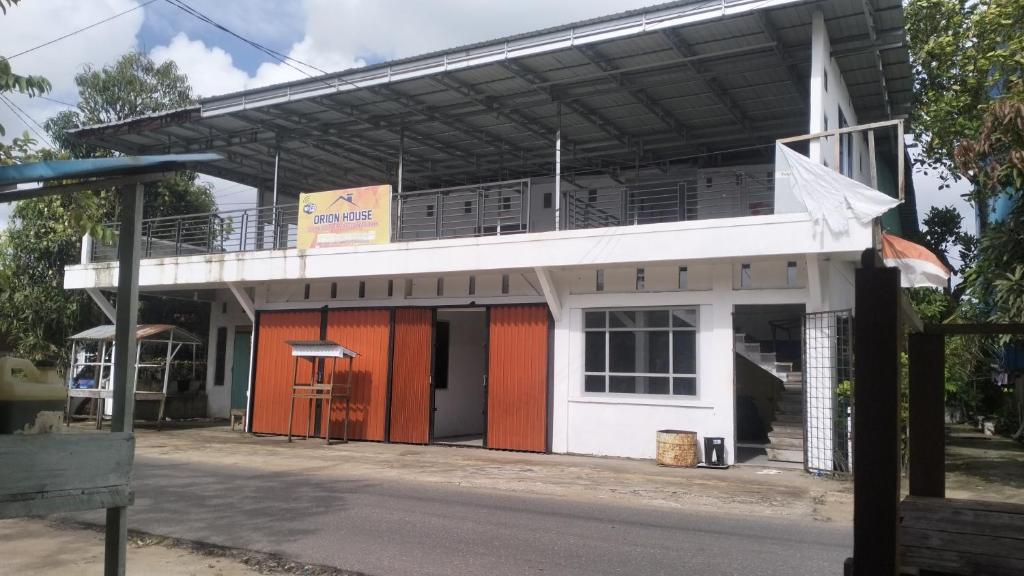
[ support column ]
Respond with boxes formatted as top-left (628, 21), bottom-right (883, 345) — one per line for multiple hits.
top-left (105, 182), bottom-right (142, 576)
top-left (396, 127), bottom-right (404, 240)
top-left (851, 249), bottom-right (901, 576)
top-left (554, 104), bottom-right (561, 231)
top-left (908, 332), bottom-right (945, 497)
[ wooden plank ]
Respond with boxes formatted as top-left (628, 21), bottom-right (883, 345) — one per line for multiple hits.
top-left (902, 545), bottom-right (1024, 576)
top-left (0, 485), bottom-right (132, 519)
top-left (908, 333), bottom-right (945, 497)
top-left (901, 527), bottom-right (1024, 560)
top-left (852, 254), bottom-right (902, 576)
top-left (924, 323), bottom-right (1024, 335)
top-left (902, 498), bottom-right (1024, 540)
top-left (0, 433), bottom-right (134, 496)
top-left (904, 495), bottom-right (1024, 515)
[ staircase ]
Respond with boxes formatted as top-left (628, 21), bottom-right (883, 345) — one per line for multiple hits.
top-left (734, 333), bottom-right (804, 464)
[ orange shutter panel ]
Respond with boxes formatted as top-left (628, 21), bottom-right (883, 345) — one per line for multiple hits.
top-left (251, 310), bottom-right (320, 436)
top-left (323, 309), bottom-right (391, 441)
top-left (389, 308), bottom-right (433, 444)
top-left (487, 305), bottom-right (550, 452)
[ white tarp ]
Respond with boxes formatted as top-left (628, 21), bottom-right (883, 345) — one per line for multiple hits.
top-left (775, 143), bottom-right (900, 234)
top-left (881, 232), bottom-right (951, 289)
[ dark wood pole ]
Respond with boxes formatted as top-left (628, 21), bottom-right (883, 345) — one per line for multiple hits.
top-left (105, 182), bottom-right (143, 576)
top-left (852, 249), bottom-right (902, 576)
top-left (908, 333), bottom-right (946, 497)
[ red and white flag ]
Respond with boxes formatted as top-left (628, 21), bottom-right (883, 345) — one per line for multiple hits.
top-left (881, 232), bottom-right (951, 289)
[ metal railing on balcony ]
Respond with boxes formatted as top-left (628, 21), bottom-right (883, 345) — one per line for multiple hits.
top-left (90, 179), bottom-right (531, 262)
top-left (563, 170), bottom-right (773, 230)
top-left (394, 179), bottom-right (530, 241)
top-left (92, 204), bottom-right (299, 262)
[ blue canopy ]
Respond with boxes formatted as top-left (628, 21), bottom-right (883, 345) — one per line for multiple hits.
top-left (0, 153), bottom-right (222, 188)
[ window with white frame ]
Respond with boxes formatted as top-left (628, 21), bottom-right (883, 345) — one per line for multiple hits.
top-left (583, 308), bottom-right (698, 397)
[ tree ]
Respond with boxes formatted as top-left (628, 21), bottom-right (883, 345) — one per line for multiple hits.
top-left (1, 2), bottom-right (52, 138)
top-left (0, 52), bottom-right (216, 361)
top-left (905, 0), bottom-right (1024, 200)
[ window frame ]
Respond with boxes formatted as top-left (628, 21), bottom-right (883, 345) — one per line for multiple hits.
top-left (582, 307), bottom-right (699, 399)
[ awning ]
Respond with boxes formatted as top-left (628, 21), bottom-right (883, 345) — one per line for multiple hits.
top-left (881, 232), bottom-right (950, 289)
top-left (0, 153), bottom-right (223, 188)
top-left (68, 324), bottom-right (203, 345)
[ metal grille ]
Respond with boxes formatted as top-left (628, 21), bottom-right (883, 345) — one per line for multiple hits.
top-left (803, 309), bottom-right (854, 475)
top-left (395, 179), bottom-right (530, 241)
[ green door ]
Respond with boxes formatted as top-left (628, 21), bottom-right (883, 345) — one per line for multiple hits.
top-left (231, 331), bottom-right (252, 411)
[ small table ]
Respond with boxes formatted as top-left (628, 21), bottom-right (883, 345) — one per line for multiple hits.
top-left (284, 340), bottom-right (358, 445)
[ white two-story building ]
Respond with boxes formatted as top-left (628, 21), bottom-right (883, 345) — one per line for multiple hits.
top-left (64, 0), bottom-right (916, 469)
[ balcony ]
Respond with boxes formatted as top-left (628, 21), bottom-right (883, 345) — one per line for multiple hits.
top-left (89, 166), bottom-right (779, 263)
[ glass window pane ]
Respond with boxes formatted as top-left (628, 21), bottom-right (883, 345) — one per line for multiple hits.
top-left (584, 332), bottom-right (605, 372)
top-left (608, 331), bottom-right (636, 373)
top-left (672, 309), bottom-right (697, 328)
top-left (609, 375), bottom-right (637, 393)
top-left (642, 376), bottom-right (670, 395)
top-left (608, 310), bottom-right (636, 328)
top-left (673, 377), bottom-right (697, 396)
top-left (673, 331), bottom-right (697, 374)
top-left (637, 310), bottom-right (669, 328)
top-left (609, 331), bottom-right (670, 373)
top-left (585, 375), bottom-right (606, 393)
top-left (584, 311), bottom-right (605, 329)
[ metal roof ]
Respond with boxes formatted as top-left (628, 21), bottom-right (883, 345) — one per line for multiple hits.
top-left (285, 340), bottom-right (358, 358)
top-left (70, 0), bottom-right (911, 197)
top-left (69, 324), bottom-right (203, 345)
top-left (0, 153), bottom-right (223, 188)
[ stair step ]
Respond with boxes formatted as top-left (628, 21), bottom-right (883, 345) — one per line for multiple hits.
top-left (774, 361), bottom-right (793, 372)
top-left (767, 448), bottom-right (805, 463)
top-left (783, 384), bottom-right (803, 393)
top-left (777, 403), bottom-right (803, 415)
top-left (768, 427), bottom-right (804, 439)
top-left (773, 413), bottom-right (804, 424)
top-left (770, 420), bottom-right (804, 431)
top-left (787, 372), bottom-right (803, 381)
top-left (767, 435), bottom-right (804, 449)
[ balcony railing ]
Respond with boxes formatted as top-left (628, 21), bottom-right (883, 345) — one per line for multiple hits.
top-left (563, 170), bottom-right (773, 230)
top-left (90, 180), bottom-right (532, 262)
top-left (88, 171), bottom-right (773, 262)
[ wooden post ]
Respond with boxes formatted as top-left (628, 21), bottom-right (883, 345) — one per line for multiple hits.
top-left (852, 249), bottom-right (902, 576)
top-left (908, 333), bottom-right (946, 497)
top-left (105, 182), bottom-right (142, 576)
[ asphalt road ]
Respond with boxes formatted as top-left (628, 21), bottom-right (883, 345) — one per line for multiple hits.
top-left (75, 456), bottom-right (851, 576)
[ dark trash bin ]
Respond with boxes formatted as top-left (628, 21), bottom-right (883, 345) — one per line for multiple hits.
top-left (703, 436), bottom-right (727, 467)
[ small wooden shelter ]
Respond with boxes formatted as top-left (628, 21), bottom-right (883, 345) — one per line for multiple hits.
top-left (66, 324), bottom-right (202, 429)
top-left (285, 340), bottom-right (357, 445)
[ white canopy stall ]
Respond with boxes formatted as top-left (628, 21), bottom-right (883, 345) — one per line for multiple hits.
top-left (65, 324), bottom-right (203, 430)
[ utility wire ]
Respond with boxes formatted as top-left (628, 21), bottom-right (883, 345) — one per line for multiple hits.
top-left (0, 94), bottom-right (54, 147)
top-left (4, 0), bottom-right (158, 61)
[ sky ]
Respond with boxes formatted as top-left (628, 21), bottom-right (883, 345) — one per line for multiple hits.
top-left (0, 0), bottom-right (975, 237)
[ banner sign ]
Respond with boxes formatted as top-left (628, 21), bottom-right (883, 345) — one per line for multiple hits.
top-left (297, 184), bottom-right (392, 249)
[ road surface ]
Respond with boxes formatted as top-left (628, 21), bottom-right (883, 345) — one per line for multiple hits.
top-left (72, 455), bottom-right (850, 575)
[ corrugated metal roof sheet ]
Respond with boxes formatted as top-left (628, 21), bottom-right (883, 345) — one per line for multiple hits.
top-left (68, 0), bottom-right (911, 197)
top-left (69, 324), bottom-right (203, 344)
top-left (285, 340), bottom-right (358, 358)
top-left (0, 153), bottom-right (222, 187)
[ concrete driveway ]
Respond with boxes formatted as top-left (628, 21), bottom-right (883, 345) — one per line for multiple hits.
top-left (66, 423), bottom-right (852, 575)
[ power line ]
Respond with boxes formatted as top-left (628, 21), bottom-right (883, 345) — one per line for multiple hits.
top-left (38, 95), bottom-right (77, 108)
top-left (4, 0), bottom-right (158, 61)
top-left (0, 94), bottom-right (54, 147)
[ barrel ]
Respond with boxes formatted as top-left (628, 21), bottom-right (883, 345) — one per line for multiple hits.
top-left (656, 429), bottom-right (699, 467)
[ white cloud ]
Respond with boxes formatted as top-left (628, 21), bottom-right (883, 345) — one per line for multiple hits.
top-left (1, 0), bottom-right (145, 140)
top-left (150, 33), bottom-right (251, 98)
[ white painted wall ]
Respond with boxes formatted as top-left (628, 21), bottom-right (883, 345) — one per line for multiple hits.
top-left (551, 261), bottom-right (812, 462)
top-left (205, 293), bottom-right (254, 419)
top-left (433, 310), bottom-right (487, 438)
top-left (65, 214), bottom-right (874, 291)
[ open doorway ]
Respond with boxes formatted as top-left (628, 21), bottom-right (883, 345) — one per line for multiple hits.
top-left (432, 309), bottom-right (487, 446)
top-left (733, 304), bottom-right (805, 468)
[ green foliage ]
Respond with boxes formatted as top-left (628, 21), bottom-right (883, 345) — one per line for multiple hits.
top-left (0, 51), bottom-right (216, 361)
top-left (73, 51), bottom-right (193, 127)
top-left (906, 0), bottom-right (1024, 189)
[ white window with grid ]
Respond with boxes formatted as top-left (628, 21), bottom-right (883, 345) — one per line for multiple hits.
top-left (583, 308), bottom-right (699, 398)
